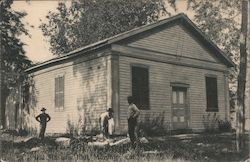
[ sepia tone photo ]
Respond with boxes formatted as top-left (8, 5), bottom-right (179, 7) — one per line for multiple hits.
top-left (0, 0), bottom-right (250, 161)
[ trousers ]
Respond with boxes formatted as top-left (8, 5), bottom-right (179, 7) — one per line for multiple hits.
top-left (128, 117), bottom-right (137, 146)
top-left (39, 124), bottom-right (46, 142)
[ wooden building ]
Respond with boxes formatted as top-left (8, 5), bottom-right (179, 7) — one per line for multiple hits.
top-left (16, 13), bottom-right (234, 134)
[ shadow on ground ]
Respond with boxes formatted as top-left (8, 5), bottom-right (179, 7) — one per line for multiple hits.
top-left (1, 131), bottom-right (249, 162)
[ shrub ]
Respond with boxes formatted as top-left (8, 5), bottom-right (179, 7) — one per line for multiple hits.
top-left (66, 120), bottom-right (79, 137)
top-left (138, 111), bottom-right (168, 136)
top-left (218, 119), bottom-right (231, 132)
top-left (18, 128), bottom-right (29, 136)
top-left (2, 129), bottom-right (19, 136)
top-left (66, 118), bottom-right (101, 137)
top-left (202, 113), bottom-right (219, 133)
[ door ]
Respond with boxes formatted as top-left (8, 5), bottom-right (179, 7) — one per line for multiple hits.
top-left (172, 87), bottom-right (189, 129)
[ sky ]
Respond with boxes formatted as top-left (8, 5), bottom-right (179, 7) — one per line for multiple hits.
top-left (12, 0), bottom-right (193, 63)
top-left (12, 1), bottom-right (60, 62)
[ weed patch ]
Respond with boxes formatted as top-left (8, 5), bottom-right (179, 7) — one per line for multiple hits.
top-left (1, 132), bottom-right (249, 161)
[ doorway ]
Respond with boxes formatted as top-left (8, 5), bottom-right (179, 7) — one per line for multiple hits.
top-left (171, 87), bottom-right (189, 129)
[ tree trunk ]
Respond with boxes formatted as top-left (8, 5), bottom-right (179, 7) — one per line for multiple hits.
top-left (1, 85), bottom-right (9, 129)
top-left (0, 32), bottom-right (2, 160)
top-left (236, 0), bottom-right (248, 152)
top-left (244, 0), bottom-right (250, 134)
top-left (0, 79), bottom-right (1, 128)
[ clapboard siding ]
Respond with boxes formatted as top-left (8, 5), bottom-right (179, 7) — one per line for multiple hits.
top-left (128, 24), bottom-right (219, 64)
top-left (19, 14), bottom-right (233, 134)
top-left (30, 55), bottom-right (108, 134)
top-left (118, 56), bottom-right (227, 131)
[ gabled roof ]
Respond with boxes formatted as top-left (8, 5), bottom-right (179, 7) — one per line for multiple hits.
top-left (26, 13), bottom-right (234, 73)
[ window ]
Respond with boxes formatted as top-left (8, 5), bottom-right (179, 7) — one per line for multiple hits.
top-left (205, 76), bottom-right (218, 112)
top-left (55, 75), bottom-right (64, 110)
top-left (172, 87), bottom-right (186, 106)
top-left (132, 66), bottom-right (149, 110)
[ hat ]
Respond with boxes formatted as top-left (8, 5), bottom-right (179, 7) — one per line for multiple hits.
top-left (107, 108), bottom-right (113, 113)
top-left (41, 107), bottom-right (46, 111)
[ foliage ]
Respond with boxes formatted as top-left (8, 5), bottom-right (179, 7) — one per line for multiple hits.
top-left (40, 0), bottom-right (172, 55)
top-left (218, 119), bottom-right (232, 132)
top-left (0, 0), bottom-right (32, 76)
top-left (235, 0), bottom-right (248, 152)
top-left (0, 0), bottom-right (32, 127)
top-left (188, 0), bottom-right (241, 54)
top-left (1, 133), bottom-right (249, 161)
top-left (186, 0), bottom-right (241, 108)
top-left (202, 113), bottom-right (232, 133)
top-left (66, 120), bottom-right (79, 137)
top-left (138, 112), bottom-right (169, 136)
top-left (202, 113), bottom-right (219, 133)
top-left (66, 112), bottom-right (100, 137)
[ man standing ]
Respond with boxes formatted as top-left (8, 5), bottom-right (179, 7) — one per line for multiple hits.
top-left (99, 108), bottom-right (114, 139)
top-left (127, 96), bottom-right (140, 148)
top-left (36, 107), bottom-right (51, 143)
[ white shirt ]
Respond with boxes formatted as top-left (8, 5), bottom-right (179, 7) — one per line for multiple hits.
top-left (128, 103), bottom-right (140, 119)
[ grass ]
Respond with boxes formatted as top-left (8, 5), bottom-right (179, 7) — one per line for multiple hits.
top-left (1, 132), bottom-right (249, 162)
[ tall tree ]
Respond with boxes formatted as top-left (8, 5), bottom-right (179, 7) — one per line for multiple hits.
top-left (0, 0), bottom-right (32, 128)
top-left (236, 0), bottom-right (248, 152)
top-left (40, 0), bottom-right (171, 56)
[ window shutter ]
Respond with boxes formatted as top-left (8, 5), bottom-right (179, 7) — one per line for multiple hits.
top-left (55, 75), bottom-right (65, 110)
top-left (60, 76), bottom-right (64, 107)
top-left (206, 77), bottom-right (218, 111)
top-left (132, 66), bottom-right (149, 110)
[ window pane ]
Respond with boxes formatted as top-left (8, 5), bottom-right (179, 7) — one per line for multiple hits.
top-left (172, 91), bottom-right (177, 104)
top-left (180, 116), bottom-right (185, 122)
top-left (179, 91), bottom-right (184, 104)
top-left (173, 116), bottom-right (178, 122)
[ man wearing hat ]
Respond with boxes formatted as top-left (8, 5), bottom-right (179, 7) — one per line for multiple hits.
top-left (35, 107), bottom-right (51, 143)
top-left (99, 108), bottom-right (114, 139)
